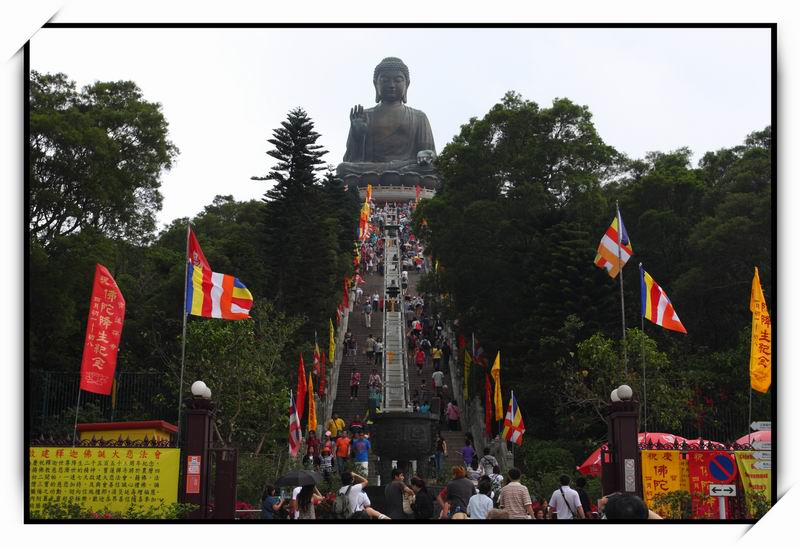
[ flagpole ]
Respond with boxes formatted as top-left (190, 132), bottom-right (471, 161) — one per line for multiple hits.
top-left (176, 221), bottom-right (191, 446)
top-left (72, 386), bottom-right (81, 447)
top-left (639, 266), bottom-right (647, 434)
top-left (617, 201), bottom-right (628, 377)
top-left (748, 386), bottom-right (753, 445)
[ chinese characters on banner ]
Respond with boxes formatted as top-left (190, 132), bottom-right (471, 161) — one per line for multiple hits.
top-left (735, 451), bottom-right (772, 516)
top-left (641, 450), bottom-right (682, 509)
top-left (686, 451), bottom-right (721, 518)
top-left (29, 447), bottom-right (179, 513)
top-left (749, 267), bottom-right (771, 393)
top-left (79, 264), bottom-right (125, 395)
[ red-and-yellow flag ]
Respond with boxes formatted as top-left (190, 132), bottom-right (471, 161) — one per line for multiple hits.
top-left (750, 267), bottom-right (771, 393)
top-left (307, 373), bottom-right (317, 431)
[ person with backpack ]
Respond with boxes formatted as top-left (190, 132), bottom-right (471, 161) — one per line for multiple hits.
top-left (334, 471), bottom-right (368, 519)
top-left (479, 446), bottom-right (499, 472)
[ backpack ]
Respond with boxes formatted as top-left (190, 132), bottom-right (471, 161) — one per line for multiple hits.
top-left (333, 484), bottom-right (353, 519)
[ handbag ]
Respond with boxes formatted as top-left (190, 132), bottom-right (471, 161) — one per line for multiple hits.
top-left (402, 491), bottom-right (416, 516)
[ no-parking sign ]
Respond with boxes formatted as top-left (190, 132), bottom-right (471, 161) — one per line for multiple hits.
top-left (707, 452), bottom-right (737, 484)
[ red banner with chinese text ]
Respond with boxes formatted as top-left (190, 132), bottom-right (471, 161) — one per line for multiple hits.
top-left (686, 451), bottom-right (721, 518)
top-left (79, 264), bottom-right (126, 395)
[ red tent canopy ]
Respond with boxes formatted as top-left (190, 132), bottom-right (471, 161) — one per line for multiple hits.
top-left (576, 432), bottom-right (689, 477)
top-left (735, 430), bottom-right (771, 445)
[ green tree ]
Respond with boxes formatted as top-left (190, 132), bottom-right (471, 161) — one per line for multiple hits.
top-left (177, 302), bottom-right (302, 450)
top-left (30, 71), bottom-right (178, 247)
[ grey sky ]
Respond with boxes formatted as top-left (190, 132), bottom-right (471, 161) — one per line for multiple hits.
top-left (31, 27), bottom-right (770, 229)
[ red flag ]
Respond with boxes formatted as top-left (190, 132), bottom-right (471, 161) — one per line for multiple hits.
top-left (343, 277), bottom-right (350, 308)
top-left (318, 353), bottom-right (327, 397)
top-left (296, 354), bottom-right (307, 420)
top-left (80, 264), bottom-right (126, 395)
top-left (485, 374), bottom-right (493, 437)
top-left (188, 227), bottom-right (211, 270)
top-left (457, 334), bottom-right (466, 350)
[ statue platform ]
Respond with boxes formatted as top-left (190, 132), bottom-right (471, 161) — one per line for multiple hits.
top-left (338, 171), bottom-right (440, 203)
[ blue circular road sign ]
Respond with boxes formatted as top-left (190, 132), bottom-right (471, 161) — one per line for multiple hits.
top-left (708, 452), bottom-right (737, 483)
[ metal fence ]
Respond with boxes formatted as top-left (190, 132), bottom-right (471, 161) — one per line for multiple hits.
top-left (29, 370), bottom-right (174, 438)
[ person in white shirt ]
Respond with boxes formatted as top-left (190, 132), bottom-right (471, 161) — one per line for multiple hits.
top-left (548, 475), bottom-right (585, 520)
top-left (467, 477), bottom-right (495, 519)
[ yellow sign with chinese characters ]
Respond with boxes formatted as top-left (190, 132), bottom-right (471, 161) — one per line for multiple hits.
top-left (641, 450), bottom-right (683, 508)
top-left (29, 446), bottom-right (179, 514)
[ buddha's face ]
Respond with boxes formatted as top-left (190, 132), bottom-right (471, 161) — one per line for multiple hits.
top-left (376, 69), bottom-right (407, 103)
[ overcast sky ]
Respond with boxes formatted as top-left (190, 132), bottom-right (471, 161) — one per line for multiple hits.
top-left (31, 27), bottom-right (770, 229)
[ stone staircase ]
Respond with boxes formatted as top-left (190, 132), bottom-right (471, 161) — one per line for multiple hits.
top-left (331, 270), bottom-right (385, 484)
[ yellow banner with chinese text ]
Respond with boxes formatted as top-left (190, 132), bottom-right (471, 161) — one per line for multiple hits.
top-left (29, 446), bottom-right (179, 514)
top-left (641, 450), bottom-right (683, 508)
top-left (749, 267), bottom-right (771, 393)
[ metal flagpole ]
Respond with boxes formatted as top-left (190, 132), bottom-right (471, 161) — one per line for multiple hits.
top-left (617, 201), bottom-right (627, 377)
top-left (72, 385), bottom-right (81, 447)
top-left (176, 221), bottom-right (191, 446)
top-left (640, 264), bottom-right (647, 434)
top-left (748, 386), bottom-right (753, 445)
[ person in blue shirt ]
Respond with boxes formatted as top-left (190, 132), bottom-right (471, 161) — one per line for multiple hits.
top-left (261, 485), bottom-right (284, 520)
top-left (351, 432), bottom-right (372, 477)
top-left (420, 401), bottom-right (430, 413)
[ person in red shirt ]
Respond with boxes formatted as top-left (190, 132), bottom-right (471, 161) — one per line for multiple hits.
top-left (415, 348), bottom-right (425, 375)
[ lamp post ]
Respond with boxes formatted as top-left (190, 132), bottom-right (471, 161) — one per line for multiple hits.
top-left (602, 384), bottom-right (642, 497)
top-left (182, 380), bottom-right (214, 519)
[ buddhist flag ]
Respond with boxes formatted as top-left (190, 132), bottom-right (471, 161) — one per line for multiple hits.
top-left (288, 390), bottom-right (302, 457)
top-left (185, 264), bottom-right (253, 320)
top-left (307, 373), bottom-right (317, 432)
top-left (640, 265), bottom-right (687, 334)
top-left (463, 350), bottom-right (472, 400)
top-left (502, 391), bottom-right (526, 445)
top-left (485, 374), bottom-right (493, 436)
top-left (358, 199), bottom-right (370, 241)
top-left (749, 267), bottom-right (771, 393)
top-left (594, 209), bottom-right (633, 278)
top-left (329, 318), bottom-right (336, 362)
top-left (491, 352), bottom-right (503, 419)
top-left (366, 183), bottom-right (373, 202)
top-left (296, 354), bottom-right (307, 420)
top-left (415, 184), bottom-right (421, 203)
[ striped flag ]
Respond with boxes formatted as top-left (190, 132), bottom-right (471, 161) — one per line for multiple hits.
top-left (502, 391), bottom-right (526, 445)
top-left (594, 210), bottom-right (633, 278)
top-left (319, 352), bottom-right (327, 397)
top-left (640, 266), bottom-right (687, 334)
top-left (313, 343), bottom-right (321, 375)
top-left (288, 390), bottom-right (302, 457)
top-left (185, 263), bottom-right (253, 320)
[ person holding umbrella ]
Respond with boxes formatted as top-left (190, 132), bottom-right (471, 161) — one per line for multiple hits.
top-left (275, 469), bottom-right (325, 519)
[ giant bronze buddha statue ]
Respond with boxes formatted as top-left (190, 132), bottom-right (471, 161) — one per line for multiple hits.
top-left (336, 57), bottom-right (438, 188)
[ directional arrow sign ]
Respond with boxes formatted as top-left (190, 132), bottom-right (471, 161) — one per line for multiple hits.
top-left (709, 484), bottom-right (737, 497)
top-left (753, 460), bottom-right (772, 470)
top-left (750, 421), bottom-right (771, 431)
top-left (752, 441), bottom-right (772, 451)
top-left (753, 451), bottom-right (772, 460)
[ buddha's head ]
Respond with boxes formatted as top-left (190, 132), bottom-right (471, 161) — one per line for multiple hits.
top-left (373, 57), bottom-right (409, 104)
